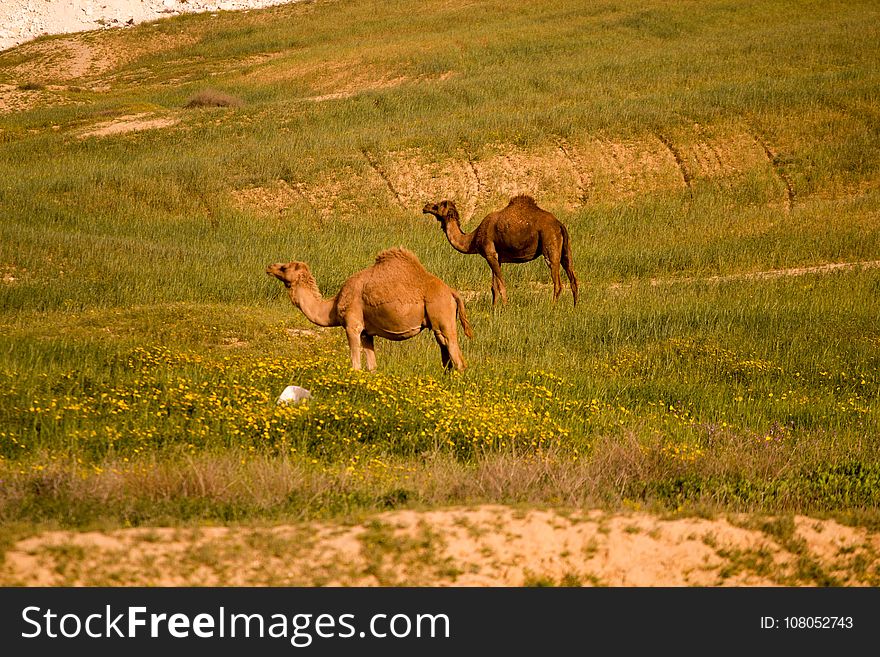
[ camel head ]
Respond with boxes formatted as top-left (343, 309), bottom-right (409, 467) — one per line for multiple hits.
top-left (266, 261), bottom-right (314, 289)
top-left (422, 200), bottom-right (460, 223)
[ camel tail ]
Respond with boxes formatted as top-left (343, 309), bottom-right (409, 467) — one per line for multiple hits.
top-left (560, 222), bottom-right (579, 306)
top-left (453, 291), bottom-right (474, 339)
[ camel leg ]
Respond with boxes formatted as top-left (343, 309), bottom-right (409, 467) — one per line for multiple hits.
top-left (360, 333), bottom-right (377, 371)
top-left (427, 298), bottom-right (467, 372)
top-left (561, 252), bottom-right (578, 306)
top-left (434, 329), bottom-right (466, 372)
top-left (438, 343), bottom-right (452, 370)
top-left (485, 251), bottom-right (507, 306)
top-left (559, 229), bottom-right (578, 306)
top-left (345, 326), bottom-right (363, 370)
top-left (432, 327), bottom-right (453, 371)
top-left (541, 235), bottom-right (564, 302)
top-left (547, 255), bottom-right (563, 302)
top-left (446, 337), bottom-right (467, 371)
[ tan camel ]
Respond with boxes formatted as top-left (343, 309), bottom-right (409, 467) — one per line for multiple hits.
top-left (266, 248), bottom-right (473, 371)
top-left (423, 194), bottom-right (578, 306)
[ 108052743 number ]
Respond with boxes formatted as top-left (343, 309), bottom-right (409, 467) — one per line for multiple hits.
top-left (783, 616), bottom-right (853, 629)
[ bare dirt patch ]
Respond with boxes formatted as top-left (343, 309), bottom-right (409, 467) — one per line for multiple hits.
top-left (0, 28), bottom-right (201, 113)
top-left (575, 135), bottom-right (684, 201)
top-left (306, 74), bottom-right (411, 102)
top-left (78, 112), bottom-right (179, 138)
top-left (188, 111), bottom-right (814, 222)
top-left (686, 125), bottom-right (767, 179)
top-left (382, 148), bottom-right (479, 218)
top-left (1, 27), bottom-right (202, 92)
top-left (4, 38), bottom-right (109, 83)
top-left (231, 179), bottom-right (304, 216)
top-left (469, 143), bottom-right (583, 213)
top-left (232, 136), bottom-right (700, 221)
top-left (1, 30), bottom-right (159, 91)
top-left (3, 506), bottom-right (877, 586)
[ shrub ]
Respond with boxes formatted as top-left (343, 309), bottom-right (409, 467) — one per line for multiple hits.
top-left (184, 89), bottom-right (244, 108)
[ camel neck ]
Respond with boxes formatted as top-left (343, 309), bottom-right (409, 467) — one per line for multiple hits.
top-left (288, 286), bottom-right (338, 327)
top-left (441, 216), bottom-right (477, 254)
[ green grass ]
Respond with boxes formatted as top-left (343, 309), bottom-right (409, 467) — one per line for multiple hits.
top-left (0, 0), bottom-right (878, 530)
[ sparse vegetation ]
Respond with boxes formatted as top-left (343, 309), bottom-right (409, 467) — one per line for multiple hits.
top-left (0, 0), bottom-right (879, 582)
top-left (184, 88), bottom-right (244, 108)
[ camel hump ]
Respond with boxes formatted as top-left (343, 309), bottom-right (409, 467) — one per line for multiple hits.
top-left (363, 247), bottom-right (429, 307)
top-left (507, 194), bottom-right (539, 208)
top-left (373, 247), bottom-right (428, 272)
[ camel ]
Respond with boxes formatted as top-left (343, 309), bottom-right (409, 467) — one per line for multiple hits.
top-left (423, 195), bottom-right (578, 306)
top-left (266, 247), bottom-right (473, 371)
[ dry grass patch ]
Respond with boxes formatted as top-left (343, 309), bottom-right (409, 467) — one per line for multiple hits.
top-left (184, 89), bottom-right (244, 108)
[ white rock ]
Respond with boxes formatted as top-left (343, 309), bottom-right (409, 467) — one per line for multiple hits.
top-left (0, 0), bottom-right (301, 51)
top-left (275, 385), bottom-right (311, 405)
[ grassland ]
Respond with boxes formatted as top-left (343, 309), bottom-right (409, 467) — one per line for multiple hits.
top-left (1, 0), bottom-right (879, 547)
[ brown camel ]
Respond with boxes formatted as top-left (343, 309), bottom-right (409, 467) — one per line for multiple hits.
top-left (266, 247), bottom-right (473, 371)
top-left (423, 194), bottom-right (578, 306)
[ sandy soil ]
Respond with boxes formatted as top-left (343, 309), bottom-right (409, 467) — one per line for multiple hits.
top-left (3, 506), bottom-right (878, 586)
top-left (76, 112), bottom-right (179, 138)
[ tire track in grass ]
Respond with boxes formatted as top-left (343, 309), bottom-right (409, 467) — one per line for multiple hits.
top-left (653, 130), bottom-right (693, 198)
top-left (360, 147), bottom-right (405, 210)
top-left (463, 147), bottom-right (484, 223)
top-left (556, 137), bottom-right (591, 205)
top-left (751, 131), bottom-right (795, 214)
